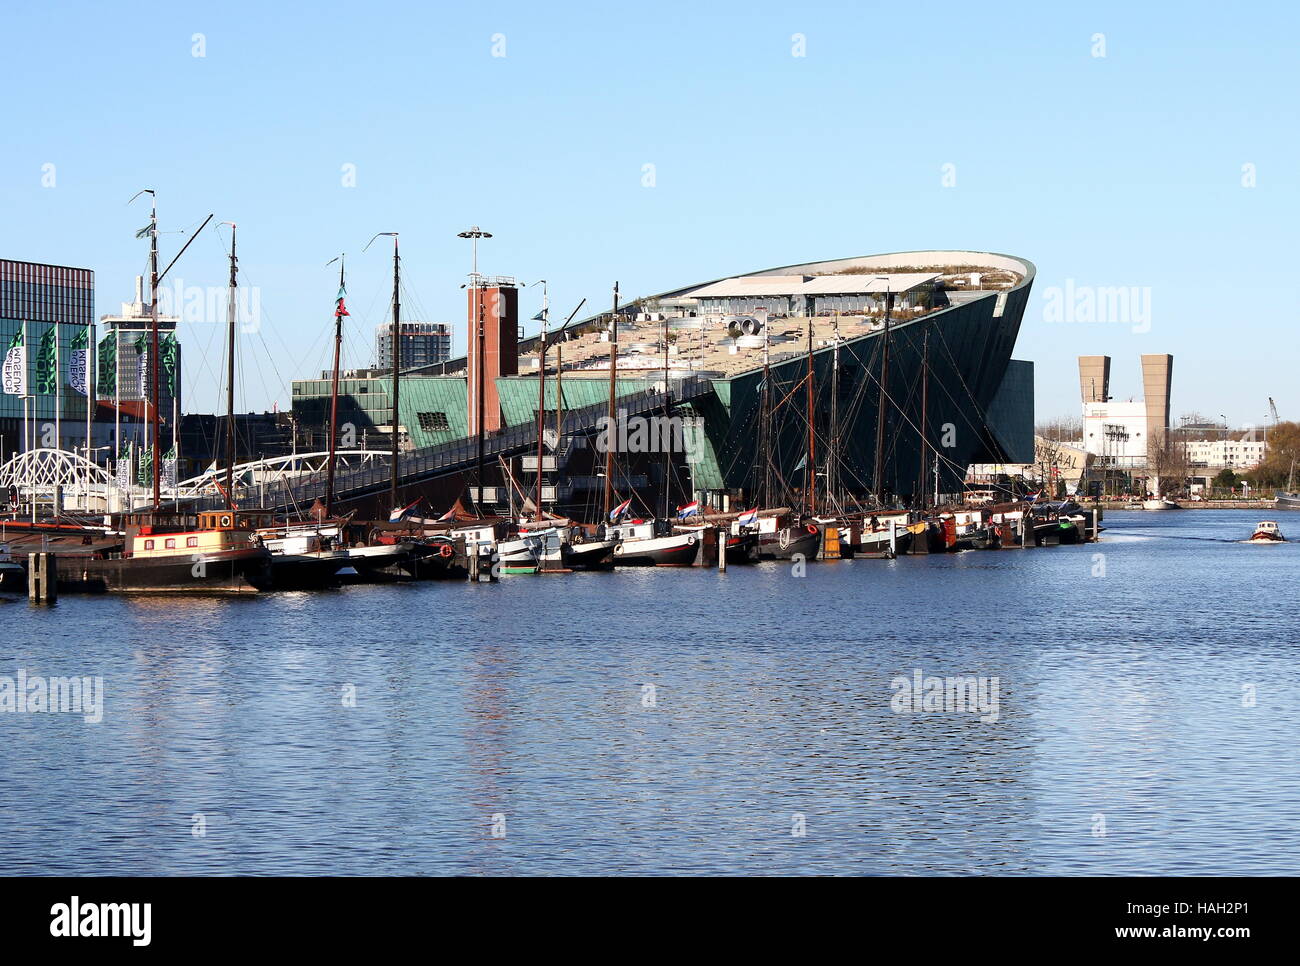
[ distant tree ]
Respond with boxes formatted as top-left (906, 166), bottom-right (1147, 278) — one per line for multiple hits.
top-left (1035, 416), bottom-right (1082, 442)
top-left (1212, 467), bottom-right (1238, 490)
top-left (1147, 433), bottom-right (1190, 495)
top-left (1254, 420), bottom-right (1300, 488)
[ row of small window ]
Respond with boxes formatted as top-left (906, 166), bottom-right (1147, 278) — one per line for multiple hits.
top-left (0, 284), bottom-right (94, 326)
top-left (143, 537), bottom-right (200, 550)
top-left (416, 411), bottom-right (450, 431)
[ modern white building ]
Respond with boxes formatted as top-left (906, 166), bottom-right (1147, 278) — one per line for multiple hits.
top-left (1082, 400), bottom-right (1150, 468)
top-left (1184, 437), bottom-right (1267, 470)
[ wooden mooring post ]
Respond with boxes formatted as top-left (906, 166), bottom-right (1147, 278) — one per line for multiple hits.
top-left (28, 552), bottom-right (57, 603)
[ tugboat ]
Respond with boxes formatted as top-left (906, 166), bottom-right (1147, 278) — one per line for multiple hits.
top-left (58, 511), bottom-right (273, 594)
top-left (1246, 521), bottom-right (1286, 544)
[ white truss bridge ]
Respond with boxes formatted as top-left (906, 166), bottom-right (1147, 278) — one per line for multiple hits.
top-left (0, 448), bottom-right (390, 513)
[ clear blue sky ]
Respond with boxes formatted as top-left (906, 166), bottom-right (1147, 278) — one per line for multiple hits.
top-left (2, 0), bottom-right (1296, 428)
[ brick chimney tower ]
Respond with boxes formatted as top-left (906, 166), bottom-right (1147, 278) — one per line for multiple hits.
top-left (467, 278), bottom-right (519, 435)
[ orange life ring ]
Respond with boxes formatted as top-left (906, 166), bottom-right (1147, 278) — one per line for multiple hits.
top-left (438, 543), bottom-right (453, 558)
top-left (806, 523), bottom-right (818, 534)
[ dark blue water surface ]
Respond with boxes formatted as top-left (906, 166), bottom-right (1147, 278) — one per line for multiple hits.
top-left (2, 509), bottom-right (1297, 875)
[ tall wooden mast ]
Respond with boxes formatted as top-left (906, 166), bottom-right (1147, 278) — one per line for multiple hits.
top-left (804, 315), bottom-right (816, 515)
top-left (130, 190), bottom-right (209, 513)
top-left (756, 314), bottom-right (772, 509)
top-left (389, 238), bottom-right (401, 514)
top-left (222, 222), bottom-right (238, 508)
top-left (602, 282), bottom-right (619, 521)
top-left (533, 282), bottom-right (548, 522)
top-left (917, 326), bottom-right (929, 511)
top-left (325, 254), bottom-right (346, 515)
top-left (873, 299), bottom-right (891, 504)
top-left (662, 312), bottom-right (671, 519)
top-left (827, 313), bottom-right (840, 510)
top-left (147, 193), bottom-right (160, 510)
top-left (364, 232), bottom-right (401, 514)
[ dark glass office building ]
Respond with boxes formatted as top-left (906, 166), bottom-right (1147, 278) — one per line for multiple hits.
top-left (0, 258), bottom-right (96, 458)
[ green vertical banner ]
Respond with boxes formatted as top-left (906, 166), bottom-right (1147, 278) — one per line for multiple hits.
top-left (161, 333), bottom-right (179, 397)
top-left (98, 331), bottom-right (117, 391)
top-left (134, 332), bottom-right (149, 397)
top-left (163, 444), bottom-right (178, 489)
top-left (115, 442), bottom-right (132, 490)
top-left (35, 325), bottom-right (58, 395)
top-left (69, 327), bottom-right (90, 395)
top-left (1, 328), bottom-right (25, 396)
top-left (137, 446), bottom-right (152, 487)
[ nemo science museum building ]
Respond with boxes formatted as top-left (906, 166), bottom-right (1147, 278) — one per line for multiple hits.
top-left (290, 249), bottom-right (1036, 517)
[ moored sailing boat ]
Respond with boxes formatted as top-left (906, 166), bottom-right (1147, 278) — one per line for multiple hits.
top-left (609, 519), bottom-right (700, 567)
top-left (57, 193), bottom-right (267, 593)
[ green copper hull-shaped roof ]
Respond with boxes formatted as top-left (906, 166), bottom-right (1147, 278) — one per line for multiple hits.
top-left (397, 376), bottom-right (469, 448)
top-left (496, 375), bottom-right (659, 427)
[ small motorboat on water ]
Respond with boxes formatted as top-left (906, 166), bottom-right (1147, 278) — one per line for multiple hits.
top-left (1246, 521), bottom-right (1286, 544)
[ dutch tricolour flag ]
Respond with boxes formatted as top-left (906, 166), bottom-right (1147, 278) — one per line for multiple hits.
top-left (676, 500), bottom-right (700, 520)
top-left (736, 508), bottom-right (759, 527)
top-left (390, 499), bottom-right (421, 523)
top-left (609, 497), bottom-right (632, 522)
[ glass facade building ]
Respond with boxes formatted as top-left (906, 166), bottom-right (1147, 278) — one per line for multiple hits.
top-left (375, 321), bottom-right (452, 370)
top-left (0, 259), bottom-right (96, 457)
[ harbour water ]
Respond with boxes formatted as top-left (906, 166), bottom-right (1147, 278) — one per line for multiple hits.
top-left (2, 510), bottom-right (1296, 876)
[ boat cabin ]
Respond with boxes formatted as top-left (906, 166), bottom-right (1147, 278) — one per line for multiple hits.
top-left (120, 510), bottom-right (259, 558)
top-left (1252, 521), bottom-right (1283, 540)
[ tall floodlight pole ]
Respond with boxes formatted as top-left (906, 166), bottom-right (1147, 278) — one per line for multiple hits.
top-left (458, 227), bottom-right (491, 513)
